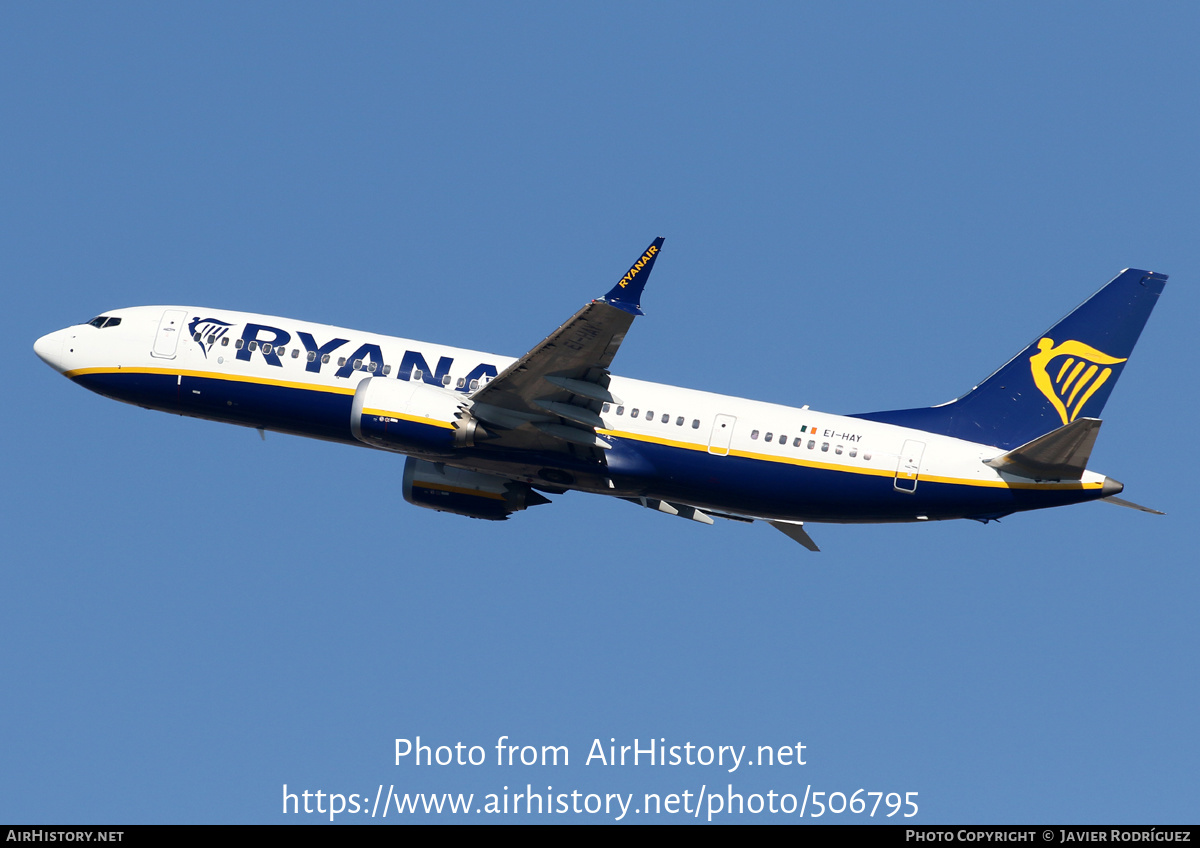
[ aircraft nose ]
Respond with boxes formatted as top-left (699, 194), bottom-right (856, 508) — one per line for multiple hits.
top-left (33, 329), bottom-right (67, 372)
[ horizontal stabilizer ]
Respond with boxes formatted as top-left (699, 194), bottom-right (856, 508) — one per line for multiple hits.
top-left (1101, 496), bottom-right (1165, 516)
top-left (768, 520), bottom-right (821, 552)
top-left (983, 418), bottom-right (1101, 481)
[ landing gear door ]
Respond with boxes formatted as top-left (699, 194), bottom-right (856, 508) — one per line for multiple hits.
top-left (151, 309), bottom-right (189, 359)
top-left (708, 414), bottom-right (737, 456)
top-left (894, 439), bottom-right (925, 493)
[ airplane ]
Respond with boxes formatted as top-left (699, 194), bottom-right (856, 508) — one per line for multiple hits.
top-left (33, 238), bottom-right (1166, 551)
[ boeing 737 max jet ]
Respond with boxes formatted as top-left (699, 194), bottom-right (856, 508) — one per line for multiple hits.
top-left (33, 239), bottom-right (1166, 550)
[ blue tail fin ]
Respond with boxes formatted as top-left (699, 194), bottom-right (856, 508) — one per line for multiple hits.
top-left (851, 269), bottom-right (1168, 450)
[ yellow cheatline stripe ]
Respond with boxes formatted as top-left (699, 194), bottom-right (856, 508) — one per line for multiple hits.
top-left (920, 472), bottom-right (1100, 491)
top-left (71, 367), bottom-right (456, 430)
top-left (362, 408), bottom-right (456, 430)
top-left (602, 427), bottom-right (898, 479)
top-left (65, 366), bottom-right (358, 396)
top-left (597, 427), bottom-right (710, 455)
top-left (600, 428), bottom-right (1102, 491)
top-left (413, 482), bottom-right (506, 500)
top-left (67, 369), bottom-right (1102, 494)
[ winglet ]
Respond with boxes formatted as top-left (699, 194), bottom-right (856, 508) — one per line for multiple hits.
top-left (600, 237), bottom-right (665, 316)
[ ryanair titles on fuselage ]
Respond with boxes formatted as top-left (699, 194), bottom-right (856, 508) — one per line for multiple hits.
top-left (197, 317), bottom-right (500, 392)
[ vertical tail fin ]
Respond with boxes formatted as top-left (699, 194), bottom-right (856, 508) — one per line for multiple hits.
top-left (852, 269), bottom-right (1167, 449)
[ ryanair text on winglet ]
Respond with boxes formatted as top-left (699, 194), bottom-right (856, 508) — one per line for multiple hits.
top-left (618, 244), bottom-right (659, 288)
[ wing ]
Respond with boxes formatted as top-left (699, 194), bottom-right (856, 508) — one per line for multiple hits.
top-left (465, 238), bottom-right (664, 459)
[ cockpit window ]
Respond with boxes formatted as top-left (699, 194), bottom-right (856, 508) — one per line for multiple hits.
top-left (87, 316), bottom-right (121, 329)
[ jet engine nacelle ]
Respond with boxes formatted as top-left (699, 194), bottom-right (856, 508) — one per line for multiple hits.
top-left (351, 377), bottom-right (485, 456)
top-left (402, 457), bottom-right (551, 520)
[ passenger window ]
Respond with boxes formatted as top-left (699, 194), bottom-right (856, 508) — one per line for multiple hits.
top-left (338, 357), bottom-right (346, 366)
top-left (765, 433), bottom-right (773, 443)
top-left (277, 346), bottom-right (286, 356)
top-left (603, 403), bottom-right (611, 413)
top-left (821, 442), bottom-right (829, 452)
top-left (469, 379), bottom-right (478, 390)
top-left (779, 434), bottom-right (787, 444)
top-left (631, 409), bottom-right (639, 418)
top-left (321, 354), bottom-right (330, 364)
top-left (793, 437), bottom-right (801, 447)
top-left (751, 430), bottom-right (759, 440)
top-left (235, 339), bottom-right (244, 349)
top-left (646, 411), bottom-right (654, 421)
top-left (291, 348), bottom-right (300, 359)
top-left (353, 359), bottom-right (362, 370)
top-left (661, 413), bottom-right (669, 423)
top-left (807, 440), bottom-right (815, 449)
top-left (849, 448), bottom-right (857, 458)
top-left (692, 419), bottom-right (699, 429)
top-left (192, 332), bottom-right (202, 342)
top-left (262, 343), bottom-right (272, 354)
top-left (835, 445), bottom-right (843, 455)
top-left (413, 369), bottom-right (423, 380)
top-left (442, 375), bottom-right (452, 386)
top-left (864, 453), bottom-right (872, 461)
top-left (221, 337), bottom-right (229, 346)
top-left (617, 406), bottom-right (625, 415)
top-left (368, 362), bottom-right (378, 373)
top-left (676, 416), bottom-right (684, 426)
top-left (384, 365), bottom-right (392, 376)
top-left (456, 377), bottom-right (466, 388)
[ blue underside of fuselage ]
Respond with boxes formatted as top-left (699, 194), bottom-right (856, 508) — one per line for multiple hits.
top-left (608, 439), bottom-right (1091, 522)
top-left (74, 371), bottom-right (1102, 523)
top-left (77, 370), bottom-right (354, 442)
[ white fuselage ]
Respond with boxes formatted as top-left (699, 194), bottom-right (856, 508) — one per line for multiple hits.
top-left (34, 305), bottom-right (1114, 525)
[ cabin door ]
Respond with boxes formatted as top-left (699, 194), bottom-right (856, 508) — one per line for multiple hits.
top-left (894, 439), bottom-right (926, 492)
top-left (707, 414), bottom-right (737, 456)
top-left (151, 309), bottom-right (189, 359)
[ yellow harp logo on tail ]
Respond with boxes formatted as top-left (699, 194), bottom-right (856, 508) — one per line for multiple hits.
top-left (1029, 338), bottom-right (1127, 425)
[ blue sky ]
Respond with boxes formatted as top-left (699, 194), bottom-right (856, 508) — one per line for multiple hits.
top-left (4, 2), bottom-right (1197, 823)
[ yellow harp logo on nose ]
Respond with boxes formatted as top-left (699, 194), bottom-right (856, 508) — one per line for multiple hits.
top-left (1029, 338), bottom-right (1127, 425)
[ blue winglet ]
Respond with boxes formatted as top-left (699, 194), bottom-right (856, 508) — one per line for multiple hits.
top-left (600, 237), bottom-right (665, 316)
